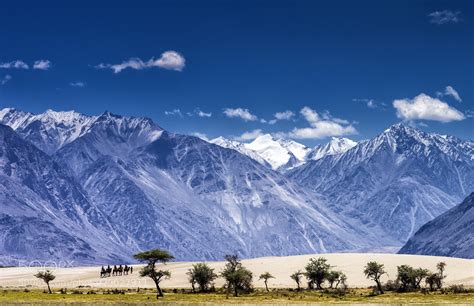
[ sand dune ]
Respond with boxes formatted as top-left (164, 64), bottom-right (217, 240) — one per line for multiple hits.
top-left (0, 253), bottom-right (472, 289)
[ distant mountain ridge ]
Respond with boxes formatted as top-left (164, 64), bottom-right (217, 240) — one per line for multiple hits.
top-left (210, 134), bottom-right (357, 171)
top-left (0, 107), bottom-right (472, 265)
top-left (0, 108), bottom-right (383, 265)
top-left (398, 192), bottom-right (474, 259)
top-left (288, 123), bottom-right (474, 243)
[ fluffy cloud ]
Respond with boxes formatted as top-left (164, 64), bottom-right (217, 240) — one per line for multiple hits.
top-left (33, 59), bottom-right (51, 70)
top-left (223, 108), bottom-right (258, 121)
top-left (70, 81), bottom-right (86, 88)
top-left (274, 110), bottom-right (295, 120)
top-left (393, 93), bottom-right (465, 122)
top-left (96, 51), bottom-right (185, 73)
top-left (164, 109), bottom-right (183, 117)
top-left (428, 10), bottom-right (461, 25)
top-left (235, 129), bottom-right (264, 141)
top-left (1, 74), bottom-right (12, 85)
top-left (0, 60), bottom-right (29, 69)
top-left (286, 107), bottom-right (357, 139)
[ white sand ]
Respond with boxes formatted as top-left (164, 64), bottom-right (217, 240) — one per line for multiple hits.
top-left (0, 253), bottom-right (472, 289)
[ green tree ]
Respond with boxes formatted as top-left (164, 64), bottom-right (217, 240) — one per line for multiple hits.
top-left (259, 272), bottom-right (274, 292)
top-left (290, 270), bottom-right (304, 291)
top-left (425, 272), bottom-right (441, 291)
top-left (187, 263), bottom-right (218, 292)
top-left (338, 272), bottom-right (348, 289)
top-left (363, 261), bottom-right (386, 294)
top-left (413, 268), bottom-right (430, 289)
top-left (327, 270), bottom-right (341, 289)
top-left (436, 262), bottom-right (447, 289)
top-left (396, 265), bottom-right (429, 291)
top-left (304, 257), bottom-right (331, 289)
top-left (220, 255), bottom-right (253, 296)
top-left (133, 249), bottom-right (174, 298)
top-left (34, 270), bottom-right (55, 294)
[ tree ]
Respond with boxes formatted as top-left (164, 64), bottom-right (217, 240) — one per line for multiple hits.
top-left (338, 273), bottom-right (348, 289)
top-left (220, 255), bottom-right (253, 296)
top-left (327, 271), bottom-right (341, 289)
top-left (396, 265), bottom-right (414, 291)
top-left (133, 249), bottom-right (174, 298)
top-left (363, 261), bottom-right (386, 294)
top-left (425, 262), bottom-right (447, 291)
top-left (413, 268), bottom-right (429, 289)
top-left (187, 263), bottom-right (218, 292)
top-left (304, 257), bottom-right (331, 289)
top-left (425, 272), bottom-right (441, 291)
top-left (259, 272), bottom-right (274, 292)
top-left (436, 262), bottom-right (447, 289)
top-left (396, 265), bottom-right (430, 291)
top-left (34, 270), bottom-right (55, 294)
top-left (290, 270), bottom-right (304, 291)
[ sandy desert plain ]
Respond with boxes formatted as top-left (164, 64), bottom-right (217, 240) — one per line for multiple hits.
top-left (0, 253), bottom-right (473, 304)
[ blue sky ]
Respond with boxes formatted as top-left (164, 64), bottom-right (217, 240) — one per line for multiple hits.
top-left (0, 0), bottom-right (472, 145)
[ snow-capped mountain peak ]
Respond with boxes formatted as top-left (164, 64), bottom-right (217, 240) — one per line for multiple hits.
top-left (245, 134), bottom-right (310, 170)
top-left (210, 133), bottom-right (358, 171)
top-left (309, 137), bottom-right (358, 160)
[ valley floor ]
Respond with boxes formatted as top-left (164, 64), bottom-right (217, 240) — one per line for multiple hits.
top-left (0, 253), bottom-right (472, 290)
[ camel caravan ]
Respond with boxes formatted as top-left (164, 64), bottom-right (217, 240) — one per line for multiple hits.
top-left (100, 265), bottom-right (133, 278)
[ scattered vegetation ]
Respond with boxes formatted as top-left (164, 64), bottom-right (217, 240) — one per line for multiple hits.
top-left (22, 250), bottom-right (471, 304)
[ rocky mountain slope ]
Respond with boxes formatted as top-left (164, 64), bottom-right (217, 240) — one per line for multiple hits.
top-left (398, 193), bottom-right (474, 259)
top-left (288, 123), bottom-right (474, 243)
top-left (0, 108), bottom-right (383, 264)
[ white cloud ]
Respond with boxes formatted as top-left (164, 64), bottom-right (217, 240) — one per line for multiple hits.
top-left (443, 85), bottom-right (462, 102)
top-left (0, 60), bottom-right (29, 69)
top-left (33, 59), bottom-right (51, 70)
top-left (353, 98), bottom-right (386, 109)
top-left (223, 108), bottom-right (258, 121)
top-left (164, 109), bottom-right (183, 117)
top-left (428, 10), bottom-right (461, 25)
top-left (393, 93), bottom-right (465, 122)
top-left (1, 74), bottom-right (12, 85)
top-left (235, 129), bottom-right (264, 141)
top-left (196, 109), bottom-right (212, 118)
top-left (149, 51), bottom-right (185, 71)
top-left (274, 110), bottom-right (294, 120)
top-left (96, 51), bottom-right (185, 73)
top-left (70, 81), bottom-right (86, 88)
top-left (191, 132), bottom-right (209, 141)
top-left (285, 106), bottom-right (357, 139)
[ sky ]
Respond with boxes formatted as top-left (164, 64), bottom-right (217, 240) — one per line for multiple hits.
top-left (0, 0), bottom-right (472, 146)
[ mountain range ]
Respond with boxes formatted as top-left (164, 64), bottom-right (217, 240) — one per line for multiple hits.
top-left (0, 107), bottom-right (472, 264)
top-left (210, 134), bottom-right (357, 171)
top-left (398, 192), bottom-right (473, 259)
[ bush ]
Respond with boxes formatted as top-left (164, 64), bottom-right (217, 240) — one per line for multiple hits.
top-left (187, 263), bottom-right (218, 292)
top-left (383, 280), bottom-right (400, 292)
